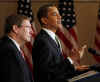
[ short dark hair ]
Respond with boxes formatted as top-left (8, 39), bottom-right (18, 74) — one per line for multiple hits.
top-left (4, 14), bottom-right (30, 34)
top-left (37, 4), bottom-right (55, 26)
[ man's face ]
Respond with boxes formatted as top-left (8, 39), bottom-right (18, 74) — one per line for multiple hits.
top-left (18, 19), bottom-right (32, 42)
top-left (43, 6), bottom-right (61, 31)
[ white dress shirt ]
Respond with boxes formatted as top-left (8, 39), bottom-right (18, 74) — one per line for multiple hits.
top-left (8, 36), bottom-right (21, 52)
top-left (42, 28), bottom-right (73, 64)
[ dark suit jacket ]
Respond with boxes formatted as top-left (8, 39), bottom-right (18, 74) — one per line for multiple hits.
top-left (32, 29), bottom-right (78, 82)
top-left (0, 36), bottom-right (33, 82)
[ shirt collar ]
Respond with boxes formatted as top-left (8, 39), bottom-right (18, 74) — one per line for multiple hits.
top-left (42, 28), bottom-right (56, 41)
top-left (8, 36), bottom-right (21, 51)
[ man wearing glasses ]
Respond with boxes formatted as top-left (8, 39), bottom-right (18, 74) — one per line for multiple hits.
top-left (0, 14), bottom-right (33, 82)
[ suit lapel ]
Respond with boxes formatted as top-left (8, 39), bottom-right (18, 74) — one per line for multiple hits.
top-left (3, 36), bottom-right (31, 76)
top-left (9, 37), bottom-right (32, 80)
top-left (3, 36), bottom-right (25, 63)
top-left (40, 29), bottom-right (62, 54)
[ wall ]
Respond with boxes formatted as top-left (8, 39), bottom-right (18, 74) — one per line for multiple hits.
top-left (75, 0), bottom-right (99, 65)
top-left (0, 0), bottom-right (99, 65)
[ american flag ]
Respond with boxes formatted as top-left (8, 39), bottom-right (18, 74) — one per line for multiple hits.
top-left (56, 0), bottom-right (80, 62)
top-left (17, 0), bottom-right (37, 73)
top-left (93, 6), bottom-right (100, 62)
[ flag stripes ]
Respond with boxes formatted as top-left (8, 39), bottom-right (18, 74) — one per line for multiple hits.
top-left (57, 0), bottom-right (79, 59)
top-left (94, 12), bottom-right (100, 62)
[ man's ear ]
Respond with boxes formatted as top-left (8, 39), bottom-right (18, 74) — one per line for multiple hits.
top-left (12, 25), bottom-right (19, 34)
top-left (41, 17), bottom-right (48, 25)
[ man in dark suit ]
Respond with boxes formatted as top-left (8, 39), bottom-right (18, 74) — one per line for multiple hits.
top-left (32, 4), bottom-right (89, 82)
top-left (0, 14), bottom-right (33, 82)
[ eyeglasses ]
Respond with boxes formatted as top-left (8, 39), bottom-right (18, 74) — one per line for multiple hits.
top-left (21, 25), bottom-right (31, 28)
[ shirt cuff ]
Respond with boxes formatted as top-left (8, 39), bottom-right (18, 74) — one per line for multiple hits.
top-left (67, 57), bottom-right (74, 64)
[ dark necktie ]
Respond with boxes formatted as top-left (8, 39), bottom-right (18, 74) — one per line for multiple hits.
top-left (55, 35), bottom-right (60, 48)
top-left (55, 35), bottom-right (63, 57)
top-left (20, 49), bottom-right (25, 60)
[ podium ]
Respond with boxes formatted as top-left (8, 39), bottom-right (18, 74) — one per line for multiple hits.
top-left (68, 70), bottom-right (100, 82)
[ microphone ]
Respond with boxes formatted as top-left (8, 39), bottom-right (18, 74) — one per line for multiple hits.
top-left (88, 48), bottom-right (100, 56)
top-left (89, 64), bottom-right (100, 72)
top-left (88, 48), bottom-right (100, 72)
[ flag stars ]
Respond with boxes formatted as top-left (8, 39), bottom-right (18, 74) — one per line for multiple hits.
top-left (26, 0), bottom-right (30, 3)
top-left (72, 20), bottom-right (75, 23)
top-left (29, 17), bottom-right (32, 21)
top-left (67, 14), bottom-right (71, 16)
top-left (73, 9), bottom-right (75, 13)
top-left (58, 0), bottom-right (76, 29)
top-left (19, 9), bottom-right (23, 13)
top-left (17, 0), bottom-right (33, 22)
top-left (68, 8), bottom-right (71, 11)
top-left (26, 5), bottom-right (29, 8)
top-left (67, 19), bottom-right (70, 22)
top-left (25, 10), bottom-right (28, 14)
top-left (62, 13), bottom-right (65, 16)
top-left (66, 25), bottom-right (70, 28)
top-left (30, 7), bottom-right (32, 10)
top-left (62, 19), bottom-right (64, 22)
top-left (64, 1), bottom-right (67, 5)
top-left (30, 12), bottom-right (32, 15)
top-left (73, 14), bottom-right (76, 17)
top-left (68, 2), bottom-right (72, 6)
top-left (63, 8), bottom-right (66, 11)
top-left (20, 4), bottom-right (24, 8)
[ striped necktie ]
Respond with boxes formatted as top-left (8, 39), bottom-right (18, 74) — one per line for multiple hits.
top-left (55, 35), bottom-right (60, 48)
top-left (55, 35), bottom-right (63, 55)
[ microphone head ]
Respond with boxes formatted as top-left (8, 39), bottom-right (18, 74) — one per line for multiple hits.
top-left (89, 64), bottom-right (100, 72)
top-left (88, 48), bottom-right (96, 54)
